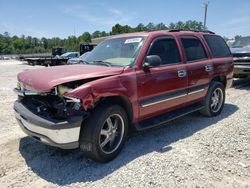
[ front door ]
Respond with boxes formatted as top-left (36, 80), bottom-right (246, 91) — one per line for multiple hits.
top-left (136, 37), bottom-right (189, 120)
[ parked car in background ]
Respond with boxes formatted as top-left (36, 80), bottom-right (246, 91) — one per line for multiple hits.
top-left (230, 36), bottom-right (250, 78)
top-left (60, 52), bottom-right (79, 59)
top-left (14, 30), bottom-right (233, 162)
top-left (0, 56), bottom-right (11, 60)
top-left (67, 52), bottom-right (90, 64)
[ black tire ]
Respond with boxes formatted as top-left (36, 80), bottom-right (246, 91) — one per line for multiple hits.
top-left (79, 103), bottom-right (128, 163)
top-left (200, 81), bottom-right (225, 117)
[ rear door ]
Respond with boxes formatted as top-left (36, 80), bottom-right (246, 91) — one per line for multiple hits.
top-left (136, 36), bottom-right (189, 120)
top-left (203, 35), bottom-right (233, 88)
top-left (179, 36), bottom-right (213, 102)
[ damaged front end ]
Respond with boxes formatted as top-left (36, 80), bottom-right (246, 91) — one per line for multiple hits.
top-left (13, 81), bottom-right (88, 149)
top-left (15, 87), bottom-right (84, 119)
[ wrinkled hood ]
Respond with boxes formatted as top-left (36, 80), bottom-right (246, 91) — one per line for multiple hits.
top-left (230, 47), bottom-right (250, 54)
top-left (18, 64), bottom-right (124, 92)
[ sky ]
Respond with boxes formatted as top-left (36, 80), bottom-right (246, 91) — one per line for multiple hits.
top-left (0, 0), bottom-right (250, 39)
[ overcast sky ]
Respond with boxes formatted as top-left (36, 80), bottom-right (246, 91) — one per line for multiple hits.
top-left (0, 0), bottom-right (250, 38)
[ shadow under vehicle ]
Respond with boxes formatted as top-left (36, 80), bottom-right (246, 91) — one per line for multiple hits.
top-left (19, 103), bottom-right (238, 185)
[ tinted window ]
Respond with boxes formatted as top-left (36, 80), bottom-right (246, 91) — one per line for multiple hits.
top-left (148, 38), bottom-right (180, 65)
top-left (181, 37), bottom-right (207, 61)
top-left (204, 35), bottom-right (231, 58)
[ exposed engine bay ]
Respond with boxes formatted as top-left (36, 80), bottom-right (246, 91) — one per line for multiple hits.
top-left (18, 94), bottom-right (84, 120)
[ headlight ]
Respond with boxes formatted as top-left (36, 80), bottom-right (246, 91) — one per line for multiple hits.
top-left (57, 85), bottom-right (72, 95)
top-left (56, 85), bottom-right (80, 103)
top-left (17, 81), bottom-right (21, 90)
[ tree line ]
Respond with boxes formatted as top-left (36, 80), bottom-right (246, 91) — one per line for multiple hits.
top-left (0, 20), bottom-right (207, 55)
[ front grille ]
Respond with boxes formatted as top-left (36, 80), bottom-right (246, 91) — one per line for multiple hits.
top-left (234, 58), bottom-right (250, 63)
top-left (234, 63), bottom-right (250, 66)
top-left (233, 53), bottom-right (250, 58)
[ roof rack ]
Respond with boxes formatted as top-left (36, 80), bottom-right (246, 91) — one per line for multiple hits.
top-left (203, 30), bottom-right (215, 34)
top-left (168, 29), bottom-right (215, 34)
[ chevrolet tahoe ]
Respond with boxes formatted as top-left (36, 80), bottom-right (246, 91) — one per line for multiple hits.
top-left (14, 30), bottom-right (233, 162)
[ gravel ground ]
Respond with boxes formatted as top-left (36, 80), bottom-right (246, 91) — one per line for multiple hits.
top-left (0, 60), bottom-right (250, 188)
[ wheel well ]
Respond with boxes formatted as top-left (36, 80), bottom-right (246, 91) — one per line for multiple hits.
top-left (97, 96), bottom-right (133, 126)
top-left (211, 75), bottom-right (226, 87)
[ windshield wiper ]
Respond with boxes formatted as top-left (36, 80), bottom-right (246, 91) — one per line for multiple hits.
top-left (80, 60), bottom-right (90, 64)
top-left (232, 45), bottom-right (243, 48)
top-left (92, 60), bottom-right (112, 67)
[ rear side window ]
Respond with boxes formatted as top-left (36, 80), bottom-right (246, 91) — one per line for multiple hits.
top-left (204, 35), bottom-right (231, 58)
top-left (148, 38), bottom-right (181, 66)
top-left (181, 37), bottom-right (207, 62)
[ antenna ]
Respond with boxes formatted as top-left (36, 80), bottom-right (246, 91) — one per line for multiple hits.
top-left (203, 2), bottom-right (209, 30)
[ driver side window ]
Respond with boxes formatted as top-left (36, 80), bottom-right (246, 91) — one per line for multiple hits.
top-left (148, 38), bottom-right (181, 66)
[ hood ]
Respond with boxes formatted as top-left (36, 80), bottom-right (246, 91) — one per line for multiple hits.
top-left (230, 47), bottom-right (250, 54)
top-left (18, 64), bottom-right (124, 92)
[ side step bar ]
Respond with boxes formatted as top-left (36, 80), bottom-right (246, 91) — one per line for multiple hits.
top-left (134, 103), bottom-right (204, 131)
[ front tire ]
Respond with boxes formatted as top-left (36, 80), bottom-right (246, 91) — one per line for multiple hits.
top-left (200, 81), bottom-right (225, 117)
top-left (79, 103), bottom-right (128, 163)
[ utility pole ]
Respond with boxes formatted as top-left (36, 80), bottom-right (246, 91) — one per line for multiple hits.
top-left (203, 2), bottom-right (209, 30)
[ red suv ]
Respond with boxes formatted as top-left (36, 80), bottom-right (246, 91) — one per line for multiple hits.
top-left (14, 30), bottom-right (233, 162)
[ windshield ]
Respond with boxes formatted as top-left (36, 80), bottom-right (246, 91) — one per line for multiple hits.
top-left (84, 37), bottom-right (145, 67)
top-left (232, 37), bottom-right (250, 48)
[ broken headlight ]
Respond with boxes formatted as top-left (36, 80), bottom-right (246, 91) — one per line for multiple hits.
top-left (56, 85), bottom-right (72, 95)
top-left (56, 85), bottom-right (80, 103)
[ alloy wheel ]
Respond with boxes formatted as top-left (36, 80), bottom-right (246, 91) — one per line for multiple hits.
top-left (99, 114), bottom-right (125, 154)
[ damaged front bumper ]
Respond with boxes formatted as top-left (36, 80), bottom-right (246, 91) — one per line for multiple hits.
top-left (14, 101), bottom-right (83, 149)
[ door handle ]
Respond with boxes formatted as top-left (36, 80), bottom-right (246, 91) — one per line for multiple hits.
top-left (205, 64), bottom-right (213, 72)
top-left (178, 70), bottom-right (187, 77)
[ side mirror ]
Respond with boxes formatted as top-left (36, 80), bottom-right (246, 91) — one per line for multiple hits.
top-left (143, 55), bottom-right (162, 71)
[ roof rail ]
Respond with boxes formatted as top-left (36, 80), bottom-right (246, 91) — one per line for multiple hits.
top-left (168, 29), bottom-right (215, 34)
top-left (203, 30), bottom-right (215, 34)
top-left (169, 29), bottom-right (182, 32)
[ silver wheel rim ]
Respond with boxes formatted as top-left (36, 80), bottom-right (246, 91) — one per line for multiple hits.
top-left (99, 114), bottom-right (124, 154)
top-left (210, 88), bottom-right (224, 113)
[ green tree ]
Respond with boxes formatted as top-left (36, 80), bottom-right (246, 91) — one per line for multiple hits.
top-left (155, 23), bottom-right (168, 30)
top-left (92, 31), bottom-right (102, 38)
top-left (112, 24), bottom-right (123, 35)
top-left (0, 20), bottom-right (217, 55)
top-left (135, 23), bottom-right (146, 32)
top-left (101, 31), bottom-right (109, 37)
top-left (146, 22), bottom-right (155, 31)
top-left (234, 35), bottom-right (242, 40)
top-left (79, 32), bottom-right (92, 43)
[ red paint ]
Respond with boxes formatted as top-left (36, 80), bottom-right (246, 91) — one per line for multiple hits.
top-left (17, 31), bottom-right (234, 124)
top-left (17, 64), bottom-right (124, 92)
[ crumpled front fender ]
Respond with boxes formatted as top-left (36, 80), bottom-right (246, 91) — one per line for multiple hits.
top-left (63, 77), bottom-right (129, 111)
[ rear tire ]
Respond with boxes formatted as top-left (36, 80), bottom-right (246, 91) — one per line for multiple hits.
top-left (200, 81), bottom-right (225, 117)
top-left (79, 103), bottom-right (128, 163)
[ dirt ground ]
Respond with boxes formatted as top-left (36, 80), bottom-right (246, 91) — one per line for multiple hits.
top-left (0, 60), bottom-right (250, 188)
